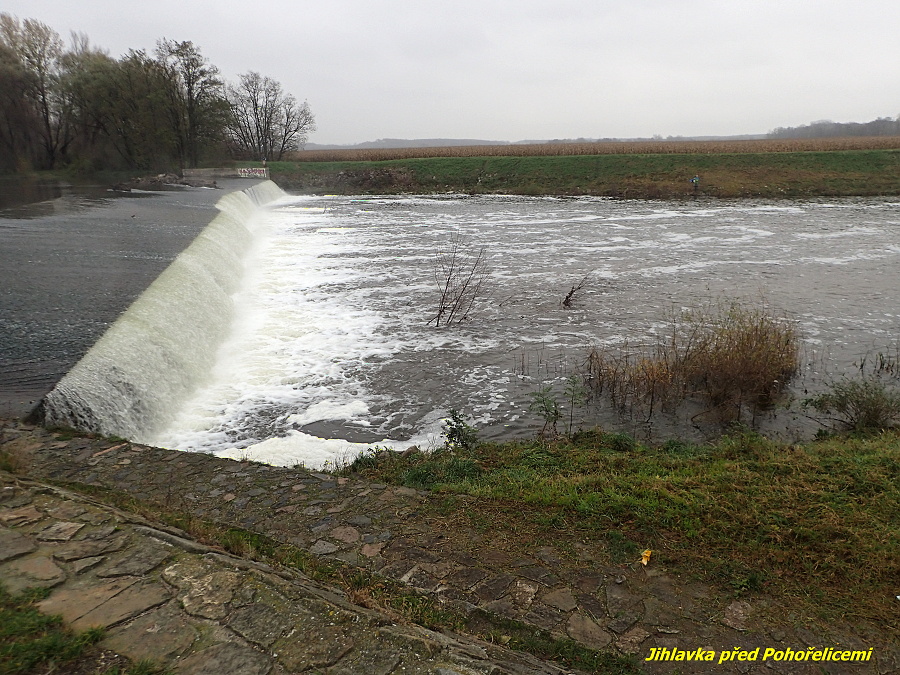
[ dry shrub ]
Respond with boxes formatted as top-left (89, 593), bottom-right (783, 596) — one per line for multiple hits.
top-left (428, 233), bottom-right (490, 327)
top-left (290, 136), bottom-right (900, 163)
top-left (585, 301), bottom-right (799, 421)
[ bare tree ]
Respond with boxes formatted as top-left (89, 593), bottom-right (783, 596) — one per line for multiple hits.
top-left (0, 13), bottom-right (72, 168)
top-left (562, 273), bottom-right (592, 308)
top-left (428, 233), bottom-right (490, 327)
top-left (226, 71), bottom-right (315, 161)
top-left (0, 39), bottom-right (37, 170)
top-left (155, 39), bottom-right (226, 168)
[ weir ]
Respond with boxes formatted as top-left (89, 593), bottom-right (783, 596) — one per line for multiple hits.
top-left (36, 180), bottom-right (286, 441)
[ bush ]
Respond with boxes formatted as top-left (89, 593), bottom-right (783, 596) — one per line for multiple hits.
top-left (805, 377), bottom-right (900, 431)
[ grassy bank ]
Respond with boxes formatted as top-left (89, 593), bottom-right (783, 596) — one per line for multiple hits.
top-left (339, 427), bottom-right (900, 628)
top-left (269, 148), bottom-right (900, 198)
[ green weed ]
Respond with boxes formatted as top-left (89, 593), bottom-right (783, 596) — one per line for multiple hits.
top-left (442, 410), bottom-right (479, 452)
top-left (805, 376), bottom-right (900, 431)
top-left (528, 385), bottom-right (561, 438)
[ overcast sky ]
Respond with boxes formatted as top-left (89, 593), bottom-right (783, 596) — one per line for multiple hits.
top-left (4, 0), bottom-right (899, 144)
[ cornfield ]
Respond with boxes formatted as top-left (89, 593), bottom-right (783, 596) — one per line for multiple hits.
top-left (290, 136), bottom-right (900, 163)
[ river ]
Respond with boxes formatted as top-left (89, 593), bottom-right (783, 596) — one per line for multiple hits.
top-left (5, 183), bottom-right (899, 467)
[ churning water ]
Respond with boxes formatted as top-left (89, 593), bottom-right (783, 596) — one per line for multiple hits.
top-left (38, 184), bottom-right (900, 467)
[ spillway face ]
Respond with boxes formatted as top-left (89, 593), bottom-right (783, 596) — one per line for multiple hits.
top-left (39, 180), bottom-right (285, 442)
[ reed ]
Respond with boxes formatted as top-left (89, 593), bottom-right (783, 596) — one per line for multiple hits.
top-left (585, 301), bottom-right (800, 422)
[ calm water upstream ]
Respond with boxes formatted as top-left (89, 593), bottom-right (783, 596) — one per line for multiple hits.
top-left (5, 186), bottom-right (899, 467)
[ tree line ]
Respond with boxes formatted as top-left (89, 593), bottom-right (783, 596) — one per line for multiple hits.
top-left (768, 116), bottom-right (900, 140)
top-left (0, 13), bottom-right (315, 173)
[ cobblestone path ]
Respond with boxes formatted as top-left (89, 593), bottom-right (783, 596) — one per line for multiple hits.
top-left (2, 419), bottom-right (897, 674)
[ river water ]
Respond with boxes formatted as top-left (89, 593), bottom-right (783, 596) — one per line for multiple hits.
top-left (5, 185), bottom-right (899, 467)
top-left (155, 192), bottom-right (899, 466)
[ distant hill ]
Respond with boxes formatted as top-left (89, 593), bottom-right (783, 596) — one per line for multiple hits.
top-left (306, 138), bottom-right (512, 150)
top-left (768, 116), bottom-right (900, 139)
top-left (305, 134), bottom-right (768, 150)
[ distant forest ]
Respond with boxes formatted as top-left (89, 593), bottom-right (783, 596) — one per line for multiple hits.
top-left (0, 13), bottom-right (315, 174)
top-left (768, 116), bottom-right (900, 139)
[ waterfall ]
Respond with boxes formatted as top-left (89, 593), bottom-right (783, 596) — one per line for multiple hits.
top-left (37, 180), bottom-right (286, 441)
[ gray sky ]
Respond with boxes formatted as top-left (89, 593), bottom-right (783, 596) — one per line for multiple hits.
top-left (4, 0), bottom-right (899, 144)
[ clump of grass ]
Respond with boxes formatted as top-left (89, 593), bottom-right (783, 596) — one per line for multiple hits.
top-left (0, 584), bottom-right (104, 673)
top-left (0, 448), bottom-right (26, 474)
top-left (367, 583), bottom-right (465, 631)
top-left (805, 376), bottom-right (900, 431)
top-left (585, 300), bottom-right (799, 422)
top-left (856, 342), bottom-right (900, 378)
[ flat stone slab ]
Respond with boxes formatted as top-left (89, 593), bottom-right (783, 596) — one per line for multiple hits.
top-left (227, 602), bottom-right (291, 648)
top-left (103, 602), bottom-right (199, 662)
top-left (72, 579), bottom-right (170, 630)
top-left (163, 561), bottom-right (243, 620)
top-left (0, 504), bottom-right (44, 526)
top-left (0, 554), bottom-right (66, 593)
top-left (543, 587), bottom-right (578, 612)
top-left (37, 521), bottom-right (85, 541)
top-left (0, 527), bottom-right (37, 561)
top-left (97, 540), bottom-right (172, 577)
top-left (54, 535), bottom-right (127, 562)
top-left (567, 612), bottom-right (613, 649)
top-left (174, 642), bottom-right (272, 675)
top-left (722, 600), bottom-right (752, 631)
top-left (37, 577), bottom-right (140, 624)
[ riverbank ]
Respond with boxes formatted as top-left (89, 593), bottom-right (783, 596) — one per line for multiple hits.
top-left (268, 148), bottom-right (900, 198)
top-left (2, 419), bottom-right (898, 673)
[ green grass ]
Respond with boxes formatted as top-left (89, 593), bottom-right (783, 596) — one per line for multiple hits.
top-left (0, 584), bottom-right (103, 674)
top-left (0, 583), bottom-right (171, 675)
top-left (270, 149), bottom-right (900, 198)
top-left (338, 428), bottom-right (900, 625)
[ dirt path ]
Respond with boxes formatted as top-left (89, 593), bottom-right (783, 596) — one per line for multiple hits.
top-left (2, 419), bottom-right (897, 674)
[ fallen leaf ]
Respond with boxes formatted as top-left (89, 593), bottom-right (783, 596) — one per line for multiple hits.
top-left (640, 549), bottom-right (652, 566)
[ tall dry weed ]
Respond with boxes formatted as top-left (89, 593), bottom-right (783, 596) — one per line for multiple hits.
top-left (585, 301), bottom-right (799, 422)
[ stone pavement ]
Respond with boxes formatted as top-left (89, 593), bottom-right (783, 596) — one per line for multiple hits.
top-left (0, 471), bottom-right (572, 674)
top-left (2, 419), bottom-right (898, 674)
